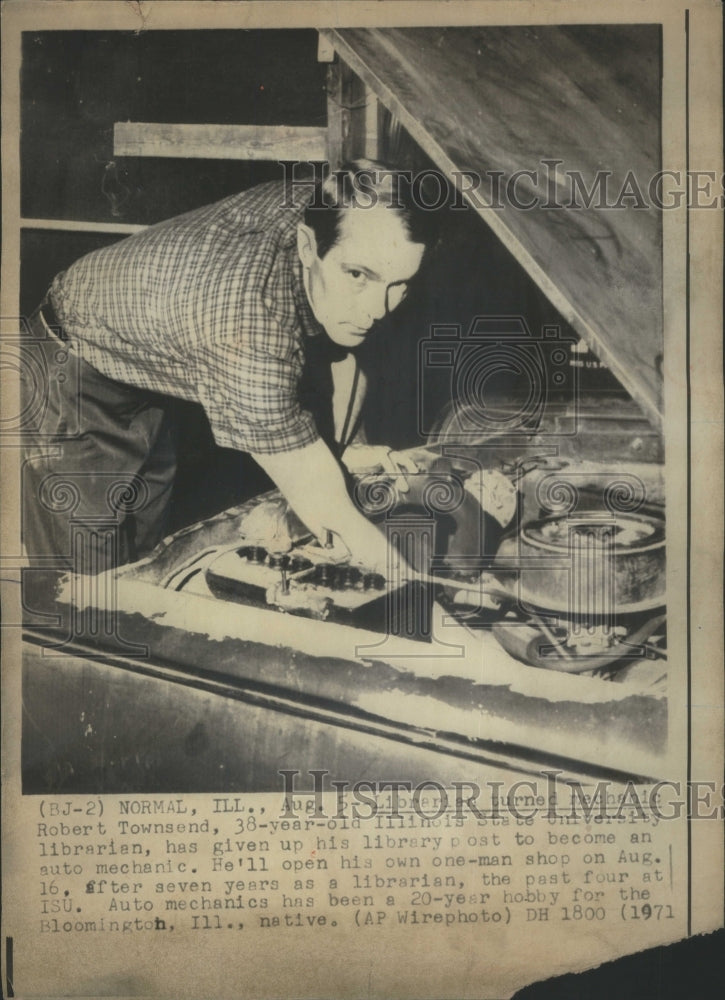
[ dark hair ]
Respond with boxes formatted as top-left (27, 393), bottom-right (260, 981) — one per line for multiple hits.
top-left (304, 158), bottom-right (445, 259)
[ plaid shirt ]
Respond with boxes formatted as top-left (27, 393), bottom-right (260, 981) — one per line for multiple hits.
top-left (50, 181), bottom-right (325, 454)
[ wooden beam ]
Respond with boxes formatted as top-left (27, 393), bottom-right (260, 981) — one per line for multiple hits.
top-left (325, 62), bottom-right (344, 170)
top-left (20, 217), bottom-right (144, 235)
top-left (317, 32), bottom-right (336, 63)
top-left (114, 122), bottom-right (327, 162)
top-left (363, 84), bottom-right (380, 160)
top-left (326, 60), bottom-right (373, 169)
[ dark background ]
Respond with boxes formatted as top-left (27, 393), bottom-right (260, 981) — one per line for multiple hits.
top-left (20, 28), bottom-right (624, 533)
top-left (20, 30), bottom-right (327, 228)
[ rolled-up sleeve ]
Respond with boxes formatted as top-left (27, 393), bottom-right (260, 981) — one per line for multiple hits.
top-left (193, 336), bottom-right (320, 455)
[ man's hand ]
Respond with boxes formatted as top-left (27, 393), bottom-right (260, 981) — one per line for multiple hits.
top-left (240, 496), bottom-right (309, 552)
top-left (251, 439), bottom-right (413, 580)
top-left (341, 444), bottom-right (420, 492)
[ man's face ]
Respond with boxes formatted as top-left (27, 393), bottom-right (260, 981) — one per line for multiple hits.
top-left (297, 205), bottom-right (425, 349)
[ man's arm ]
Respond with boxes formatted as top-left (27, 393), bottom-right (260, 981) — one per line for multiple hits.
top-left (251, 439), bottom-right (404, 576)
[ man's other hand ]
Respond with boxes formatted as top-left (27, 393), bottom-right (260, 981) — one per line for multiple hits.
top-left (341, 444), bottom-right (420, 492)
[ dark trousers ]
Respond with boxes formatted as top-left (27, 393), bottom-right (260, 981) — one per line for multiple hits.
top-left (22, 304), bottom-right (177, 574)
